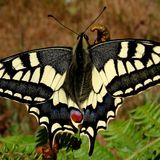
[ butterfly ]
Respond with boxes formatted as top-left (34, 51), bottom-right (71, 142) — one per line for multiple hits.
top-left (0, 20), bottom-right (160, 155)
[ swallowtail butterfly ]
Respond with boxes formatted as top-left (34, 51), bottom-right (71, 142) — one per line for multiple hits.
top-left (0, 22), bottom-right (160, 156)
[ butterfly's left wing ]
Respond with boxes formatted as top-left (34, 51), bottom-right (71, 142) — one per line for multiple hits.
top-left (0, 47), bottom-right (80, 150)
top-left (90, 39), bottom-right (160, 97)
top-left (0, 47), bottom-right (72, 104)
top-left (27, 100), bottom-right (78, 148)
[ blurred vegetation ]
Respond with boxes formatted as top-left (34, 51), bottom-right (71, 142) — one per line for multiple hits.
top-left (0, 0), bottom-right (159, 159)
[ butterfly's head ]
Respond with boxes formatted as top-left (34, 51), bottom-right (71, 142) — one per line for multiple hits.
top-left (76, 32), bottom-right (90, 50)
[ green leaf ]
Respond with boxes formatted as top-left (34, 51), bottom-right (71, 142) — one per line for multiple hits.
top-left (0, 135), bottom-right (41, 159)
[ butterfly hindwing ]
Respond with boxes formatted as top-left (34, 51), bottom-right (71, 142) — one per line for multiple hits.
top-left (27, 99), bottom-right (78, 148)
top-left (90, 39), bottom-right (160, 97)
top-left (0, 47), bottom-right (72, 104)
top-left (81, 93), bottom-right (123, 156)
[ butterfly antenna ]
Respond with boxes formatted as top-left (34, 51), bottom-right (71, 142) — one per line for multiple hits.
top-left (83, 6), bottom-right (107, 34)
top-left (48, 14), bottom-right (79, 36)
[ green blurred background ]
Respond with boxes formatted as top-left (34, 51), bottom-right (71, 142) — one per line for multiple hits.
top-left (0, 0), bottom-right (159, 158)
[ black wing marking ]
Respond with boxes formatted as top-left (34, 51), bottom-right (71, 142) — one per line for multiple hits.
top-left (81, 93), bottom-right (123, 156)
top-left (0, 47), bottom-right (72, 104)
top-left (90, 39), bottom-right (160, 97)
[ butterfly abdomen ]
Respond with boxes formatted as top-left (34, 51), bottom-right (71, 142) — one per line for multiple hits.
top-left (74, 62), bottom-right (92, 103)
top-left (64, 54), bottom-right (92, 106)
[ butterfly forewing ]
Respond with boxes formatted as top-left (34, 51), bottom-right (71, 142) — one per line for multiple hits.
top-left (0, 47), bottom-right (72, 104)
top-left (90, 39), bottom-right (160, 97)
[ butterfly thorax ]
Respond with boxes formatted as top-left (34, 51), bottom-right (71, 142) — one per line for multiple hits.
top-left (64, 34), bottom-right (92, 107)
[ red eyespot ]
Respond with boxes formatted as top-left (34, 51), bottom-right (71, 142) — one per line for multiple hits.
top-left (70, 110), bottom-right (83, 123)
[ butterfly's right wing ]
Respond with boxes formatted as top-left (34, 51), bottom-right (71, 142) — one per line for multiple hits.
top-left (90, 39), bottom-right (160, 97)
top-left (0, 47), bottom-right (72, 104)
